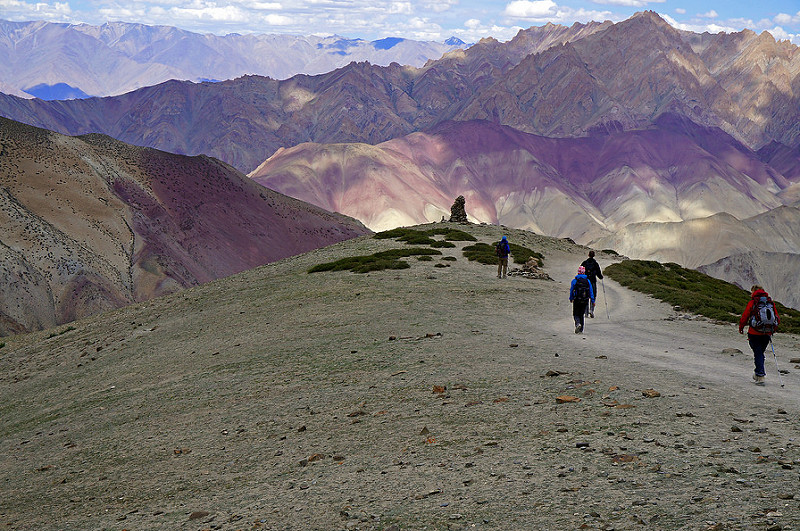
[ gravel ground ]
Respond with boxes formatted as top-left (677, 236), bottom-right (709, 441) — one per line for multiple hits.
top-left (1, 223), bottom-right (799, 531)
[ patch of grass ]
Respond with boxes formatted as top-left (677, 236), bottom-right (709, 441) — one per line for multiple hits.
top-left (442, 256), bottom-right (457, 262)
top-left (374, 227), bottom-right (477, 247)
top-left (47, 325), bottom-right (77, 339)
top-left (462, 243), bottom-right (497, 264)
top-left (417, 255), bottom-right (434, 261)
top-left (605, 260), bottom-right (800, 334)
top-left (0, 342), bottom-right (4, 349)
top-left (462, 242), bottom-right (544, 266)
top-left (309, 248), bottom-right (442, 274)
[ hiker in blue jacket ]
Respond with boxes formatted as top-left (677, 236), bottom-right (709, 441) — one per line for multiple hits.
top-left (569, 265), bottom-right (595, 334)
top-left (496, 236), bottom-right (511, 279)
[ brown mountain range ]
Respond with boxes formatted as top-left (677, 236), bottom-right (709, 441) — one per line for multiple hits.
top-left (0, 117), bottom-right (369, 335)
top-left (1, 12), bottom-right (797, 174)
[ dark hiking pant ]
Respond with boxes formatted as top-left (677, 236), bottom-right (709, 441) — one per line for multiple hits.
top-left (573, 300), bottom-right (587, 329)
top-left (748, 333), bottom-right (770, 377)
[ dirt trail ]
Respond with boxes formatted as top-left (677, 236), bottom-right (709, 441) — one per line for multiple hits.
top-left (542, 249), bottom-right (800, 407)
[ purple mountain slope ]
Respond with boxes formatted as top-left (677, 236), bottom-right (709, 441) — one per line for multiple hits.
top-left (249, 117), bottom-right (788, 239)
top-left (0, 116), bottom-right (369, 335)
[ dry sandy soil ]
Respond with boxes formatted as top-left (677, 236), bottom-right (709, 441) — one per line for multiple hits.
top-left (1, 223), bottom-right (799, 530)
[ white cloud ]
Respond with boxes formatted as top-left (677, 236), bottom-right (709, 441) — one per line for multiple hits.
top-left (262, 12), bottom-right (292, 24)
top-left (698, 10), bottom-right (718, 19)
top-left (422, 0), bottom-right (457, 14)
top-left (504, 0), bottom-right (557, 19)
top-left (388, 1), bottom-right (412, 15)
top-left (0, 0), bottom-right (72, 19)
top-left (773, 12), bottom-right (800, 26)
top-left (674, 8), bottom-right (685, 15)
top-left (591, 0), bottom-right (662, 6)
top-left (249, 2), bottom-right (282, 9)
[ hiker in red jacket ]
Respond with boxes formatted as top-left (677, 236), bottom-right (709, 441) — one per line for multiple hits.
top-left (739, 285), bottom-right (779, 385)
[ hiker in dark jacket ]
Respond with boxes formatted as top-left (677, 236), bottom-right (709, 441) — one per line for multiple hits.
top-left (580, 250), bottom-right (603, 318)
top-left (739, 285), bottom-right (779, 385)
top-left (569, 266), bottom-right (594, 334)
top-left (496, 236), bottom-right (510, 279)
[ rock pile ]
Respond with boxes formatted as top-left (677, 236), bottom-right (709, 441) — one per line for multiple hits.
top-left (508, 257), bottom-right (552, 280)
top-left (449, 196), bottom-right (468, 223)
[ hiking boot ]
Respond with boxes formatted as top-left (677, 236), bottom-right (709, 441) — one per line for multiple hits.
top-left (590, 312), bottom-right (595, 318)
top-left (575, 325), bottom-right (581, 334)
top-left (753, 374), bottom-right (765, 385)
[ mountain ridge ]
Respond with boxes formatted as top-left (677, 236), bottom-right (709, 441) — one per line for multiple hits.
top-left (0, 117), bottom-right (370, 335)
top-left (0, 18), bottom-right (468, 98)
top-left (11, 12), bottom-right (799, 173)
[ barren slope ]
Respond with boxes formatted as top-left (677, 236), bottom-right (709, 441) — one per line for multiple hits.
top-left (1, 223), bottom-right (798, 530)
top-left (0, 117), bottom-right (370, 335)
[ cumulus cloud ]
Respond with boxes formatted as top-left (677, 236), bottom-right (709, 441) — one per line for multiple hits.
top-left (504, 0), bottom-right (557, 18)
top-left (422, 0), bottom-right (456, 14)
top-left (591, 0), bottom-right (663, 6)
top-left (502, 0), bottom-right (611, 25)
top-left (674, 8), bottom-right (685, 15)
top-left (0, 0), bottom-right (72, 19)
top-left (698, 10), bottom-right (718, 19)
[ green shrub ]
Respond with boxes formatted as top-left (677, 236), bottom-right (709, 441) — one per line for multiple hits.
top-left (417, 255), bottom-right (434, 261)
top-left (425, 228), bottom-right (478, 241)
top-left (442, 256), bottom-right (457, 262)
top-left (462, 243), bottom-right (498, 264)
top-left (374, 227), bottom-right (477, 247)
top-left (508, 243), bottom-right (544, 266)
top-left (605, 260), bottom-right (800, 334)
top-left (462, 241), bottom-right (544, 266)
top-left (0, 342), bottom-right (4, 349)
top-left (309, 248), bottom-right (442, 274)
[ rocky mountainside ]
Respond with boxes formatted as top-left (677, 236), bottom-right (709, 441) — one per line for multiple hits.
top-left (0, 117), bottom-right (369, 335)
top-left (5, 12), bottom-right (799, 173)
top-left (1, 223), bottom-right (799, 529)
top-left (250, 117), bottom-right (789, 234)
top-left (0, 19), bottom-right (466, 98)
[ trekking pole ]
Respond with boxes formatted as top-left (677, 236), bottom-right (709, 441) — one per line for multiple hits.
top-left (769, 337), bottom-right (785, 388)
top-left (601, 278), bottom-right (610, 320)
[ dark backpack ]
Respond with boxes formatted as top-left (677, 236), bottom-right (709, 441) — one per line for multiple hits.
top-left (574, 277), bottom-right (591, 303)
top-left (750, 296), bottom-right (778, 333)
top-left (496, 242), bottom-right (509, 257)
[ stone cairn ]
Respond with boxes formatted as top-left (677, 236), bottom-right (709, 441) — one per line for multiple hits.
top-left (449, 195), bottom-right (468, 223)
top-left (508, 257), bottom-right (552, 280)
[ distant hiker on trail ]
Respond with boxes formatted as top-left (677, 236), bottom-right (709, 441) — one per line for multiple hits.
top-left (739, 285), bottom-right (779, 385)
top-left (580, 250), bottom-right (603, 318)
top-left (496, 236), bottom-right (510, 279)
top-left (569, 265), bottom-right (594, 334)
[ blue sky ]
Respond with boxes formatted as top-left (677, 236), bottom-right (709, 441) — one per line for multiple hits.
top-left (1, 0), bottom-right (799, 44)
